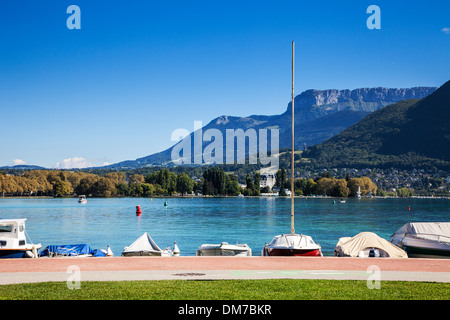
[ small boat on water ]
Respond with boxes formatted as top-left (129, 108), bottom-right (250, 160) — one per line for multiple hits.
top-left (39, 243), bottom-right (112, 257)
top-left (390, 222), bottom-right (450, 258)
top-left (334, 232), bottom-right (407, 258)
top-left (78, 195), bottom-right (87, 204)
top-left (262, 41), bottom-right (322, 257)
top-left (0, 219), bottom-right (42, 258)
top-left (122, 232), bottom-right (173, 257)
top-left (196, 242), bottom-right (252, 256)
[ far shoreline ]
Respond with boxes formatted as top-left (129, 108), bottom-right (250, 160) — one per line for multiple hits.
top-left (1, 195), bottom-right (450, 200)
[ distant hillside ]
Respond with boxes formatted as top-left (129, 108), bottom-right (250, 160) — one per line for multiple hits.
top-left (0, 165), bottom-right (45, 170)
top-left (105, 86), bottom-right (436, 169)
top-left (302, 80), bottom-right (450, 170)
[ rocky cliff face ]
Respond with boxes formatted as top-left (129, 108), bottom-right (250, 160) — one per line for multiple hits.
top-left (286, 87), bottom-right (437, 118)
top-left (303, 81), bottom-right (450, 169)
top-left (106, 86), bottom-right (437, 168)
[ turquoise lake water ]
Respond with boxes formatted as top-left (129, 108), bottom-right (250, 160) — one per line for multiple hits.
top-left (0, 197), bottom-right (448, 256)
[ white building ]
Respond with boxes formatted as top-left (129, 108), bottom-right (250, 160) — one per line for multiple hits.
top-left (260, 172), bottom-right (276, 189)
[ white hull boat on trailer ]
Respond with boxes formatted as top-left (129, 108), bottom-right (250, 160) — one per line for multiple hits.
top-left (196, 242), bottom-right (252, 256)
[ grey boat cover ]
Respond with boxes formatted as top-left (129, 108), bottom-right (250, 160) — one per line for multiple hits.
top-left (391, 222), bottom-right (450, 243)
top-left (336, 232), bottom-right (408, 258)
top-left (122, 232), bottom-right (162, 254)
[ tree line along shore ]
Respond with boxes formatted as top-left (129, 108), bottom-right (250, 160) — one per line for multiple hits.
top-left (0, 168), bottom-right (380, 198)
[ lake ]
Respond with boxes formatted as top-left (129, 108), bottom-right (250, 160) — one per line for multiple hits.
top-left (0, 197), bottom-right (448, 256)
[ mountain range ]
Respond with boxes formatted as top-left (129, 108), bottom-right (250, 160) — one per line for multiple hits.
top-left (105, 86), bottom-right (437, 169)
top-left (303, 80), bottom-right (450, 170)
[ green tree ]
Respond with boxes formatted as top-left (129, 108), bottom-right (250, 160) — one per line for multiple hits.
top-left (129, 174), bottom-right (145, 185)
top-left (397, 187), bottom-right (414, 197)
top-left (246, 173), bottom-right (254, 195)
top-left (91, 177), bottom-right (117, 197)
top-left (53, 179), bottom-right (70, 197)
top-left (141, 183), bottom-right (156, 196)
top-left (253, 172), bottom-right (261, 196)
top-left (75, 175), bottom-right (99, 196)
top-left (129, 183), bottom-right (144, 197)
top-left (116, 183), bottom-right (130, 196)
top-left (305, 178), bottom-right (317, 195)
top-left (176, 173), bottom-right (194, 195)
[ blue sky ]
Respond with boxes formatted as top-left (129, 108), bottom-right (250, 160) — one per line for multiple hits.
top-left (0, 0), bottom-right (449, 168)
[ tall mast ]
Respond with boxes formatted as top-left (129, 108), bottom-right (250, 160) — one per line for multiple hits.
top-left (291, 41), bottom-right (295, 235)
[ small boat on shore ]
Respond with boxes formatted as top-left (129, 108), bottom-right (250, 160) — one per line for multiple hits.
top-left (0, 219), bottom-right (42, 258)
top-left (196, 242), bottom-right (252, 256)
top-left (390, 222), bottom-right (450, 258)
top-left (38, 243), bottom-right (112, 257)
top-left (262, 41), bottom-right (322, 257)
top-left (122, 232), bottom-right (172, 257)
top-left (78, 195), bottom-right (87, 204)
top-left (334, 232), bottom-right (407, 258)
top-left (262, 234), bottom-right (322, 256)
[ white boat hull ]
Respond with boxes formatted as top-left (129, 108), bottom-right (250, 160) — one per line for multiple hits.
top-left (122, 249), bottom-right (172, 257)
top-left (396, 236), bottom-right (450, 258)
top-left (196, 243), bottom-right (251, 256)
top-left (262, 234), bottom-right (322, 257)
top-left (390, 222), bottom-right (450, 258)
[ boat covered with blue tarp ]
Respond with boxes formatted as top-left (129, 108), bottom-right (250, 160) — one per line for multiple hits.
top-left (39, 244), bottom-right (108, 257)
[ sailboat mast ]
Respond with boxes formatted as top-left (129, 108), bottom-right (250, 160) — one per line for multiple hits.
top-left (291, 41), bottom-right (295, 235)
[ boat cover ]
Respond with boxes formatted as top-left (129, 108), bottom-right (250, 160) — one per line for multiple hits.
top-left (267, 234), bottom-right (318, 249)
top-left (39, 244), bottom-right (106, 257)
top-left (335, 232), bottom-right (408, 258)
top-left (122, 232), bottom-right (162, 254)
top-left (391, 222), bottom-right (450, 243)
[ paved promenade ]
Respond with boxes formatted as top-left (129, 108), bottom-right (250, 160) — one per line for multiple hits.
top-left (0, 256), bottom-right (449, 284)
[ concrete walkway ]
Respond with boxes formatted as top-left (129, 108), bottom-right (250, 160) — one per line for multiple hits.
top-left (0, 256), bottom-right (449, 284)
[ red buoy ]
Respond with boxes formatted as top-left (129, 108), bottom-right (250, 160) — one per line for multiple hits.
top-left (136, 205), bottom-right (142, 216)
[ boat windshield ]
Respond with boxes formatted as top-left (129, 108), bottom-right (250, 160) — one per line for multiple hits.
top-left (0, 225), bottom-right (13, 233)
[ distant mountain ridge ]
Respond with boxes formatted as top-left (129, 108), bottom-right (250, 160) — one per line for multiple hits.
top-left (0, 165), bottom-right (45, 170)
top-left (303, 80), bottom-right (450, 169)
top-left (105, 86), bottom-right (437, 169)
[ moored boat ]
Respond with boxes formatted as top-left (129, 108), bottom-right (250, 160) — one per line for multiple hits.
top-left (38, 243), bottom-right (112, 257)
top-left (0, 219), bottom-right (42, 258)
top-left (196, 242), bottom-right (252, 256)
top-left (262, 234), bottom-right (321, 256)
top-left (78, 195), bottom-right (87, 204)
top-left (390, 222), bottom-right (450, 258)
top-left (122, 232), bottom-right (172, 257)
top-left (334, 232), bottom-right (407, 258)
top-left (262, 41), bottom-right (322, 257)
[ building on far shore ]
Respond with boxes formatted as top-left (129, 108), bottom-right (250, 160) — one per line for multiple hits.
top-left (260, 172), bottom-right (276, 189)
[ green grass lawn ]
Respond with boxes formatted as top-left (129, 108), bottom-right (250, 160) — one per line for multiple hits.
top-left (1, 279), bottom-right (449, 300)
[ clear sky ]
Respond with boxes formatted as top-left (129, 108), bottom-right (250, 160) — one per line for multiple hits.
top-left (1, 0), bottom-right (449, 168)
